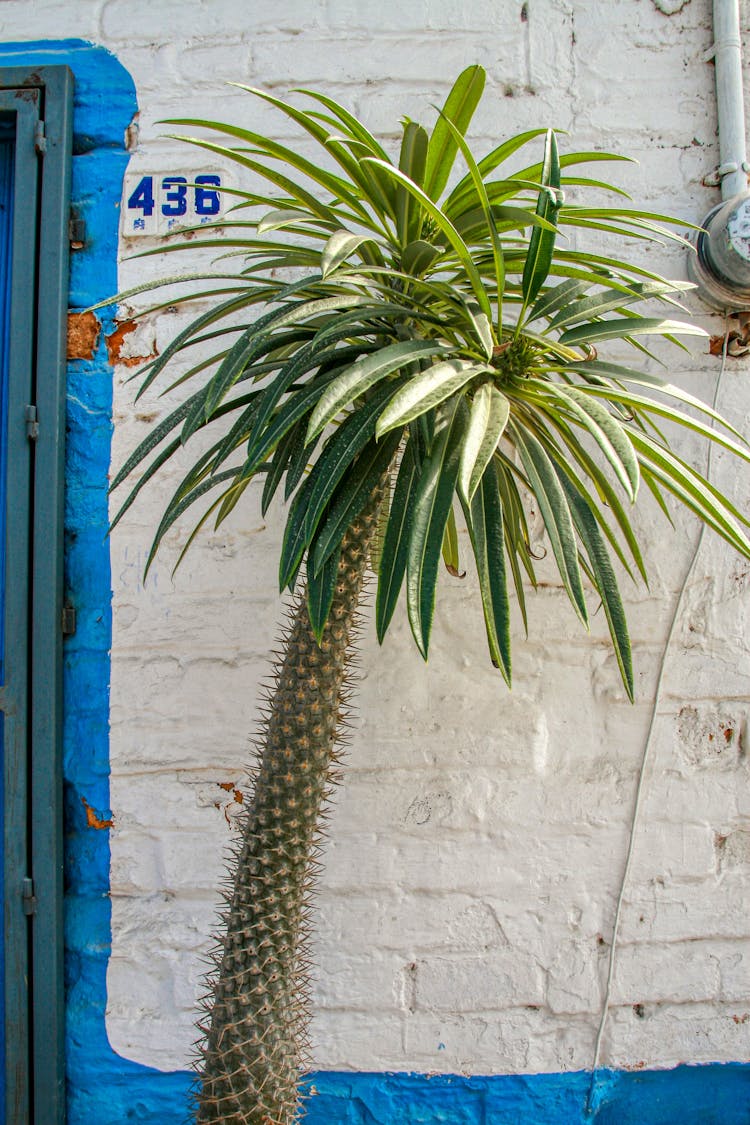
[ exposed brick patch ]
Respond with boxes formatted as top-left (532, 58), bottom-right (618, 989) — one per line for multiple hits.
top-left (67, 310), bottom-right (101, 360)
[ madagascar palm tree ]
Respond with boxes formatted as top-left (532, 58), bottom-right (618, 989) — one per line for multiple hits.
top-left (110, 67), bottom-right (750, 1124)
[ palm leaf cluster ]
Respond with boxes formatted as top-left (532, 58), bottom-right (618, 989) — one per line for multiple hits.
top-left (113, 65), bottom-right (750, 701)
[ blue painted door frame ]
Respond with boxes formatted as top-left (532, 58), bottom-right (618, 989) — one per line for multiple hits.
top-left (0, 67), bottom-right (72, 1124)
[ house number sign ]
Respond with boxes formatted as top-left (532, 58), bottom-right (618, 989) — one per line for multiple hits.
top-left (121, 172), bottom-right (227, 236)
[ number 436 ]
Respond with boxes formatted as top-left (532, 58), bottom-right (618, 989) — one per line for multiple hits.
top-left (126, 174), bottom-right (222, 219)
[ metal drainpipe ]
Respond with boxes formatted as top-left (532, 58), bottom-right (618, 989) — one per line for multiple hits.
top-left (712, 0), bottom-right (749, 200)
top-left (688, 0), bottom-right (750, 311)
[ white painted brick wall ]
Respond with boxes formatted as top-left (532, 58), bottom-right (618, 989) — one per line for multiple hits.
top-left (5, 0), bottom-right (750, 1079)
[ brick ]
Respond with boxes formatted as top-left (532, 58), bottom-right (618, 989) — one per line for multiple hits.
top-left (312, 949), bottom-right (407, 1011)
top-left (252, 36), bottom-right (485, 87)
top-left (604, 1000), bottom-right (750, 1070)
top-left (718, 942), bottom-right (750, 1002)
top-left (415, 951), bottom-right (546, 1011)
top-left (611, 940), bottom-right (721, 1005)
top-left (546, 941), bottom-right (604, 1015)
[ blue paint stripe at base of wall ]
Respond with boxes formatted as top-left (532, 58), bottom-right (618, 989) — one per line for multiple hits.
top-left (68, 1063), bottom-right (750, 1125)
top-left (308, 1066), bottom-right (750, 1124)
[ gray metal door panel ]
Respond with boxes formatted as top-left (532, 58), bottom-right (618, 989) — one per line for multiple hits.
top-left (0, 88), bottom-right (41, 1125)
top-left (0, 66), bottom-right (71, 1124)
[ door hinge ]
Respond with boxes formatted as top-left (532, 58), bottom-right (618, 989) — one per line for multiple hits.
top-left (22, 878), bottom-right (36, 916)
top-left (34, 119), bottom-right (46, 156)
top-left (62, 603), bottom-right (77, 637)
top-left (25, 404), bottom-right (39, 442)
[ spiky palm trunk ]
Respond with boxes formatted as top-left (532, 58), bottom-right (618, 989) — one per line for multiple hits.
top-left (195, 490), bottom-right (384, 1125)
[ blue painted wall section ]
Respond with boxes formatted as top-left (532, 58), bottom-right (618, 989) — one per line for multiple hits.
top-left (0, 38), bottom-right (190, 1124)
top-left (302, 1065), bottom-right (750, 1124)
top-left (0, 36), bottom-right (748, 1125)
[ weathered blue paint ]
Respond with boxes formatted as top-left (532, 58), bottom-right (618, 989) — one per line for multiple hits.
top-left (1, 36), bottom-right (748, 1125)
top-left (0, 38), bottom-right (189, 1125)
top-left (302, 1064), bottom-right (750, 1124)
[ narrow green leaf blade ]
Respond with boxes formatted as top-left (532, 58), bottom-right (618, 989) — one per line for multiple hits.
top-left (511, 421), bottom-right (588, 625)
top-left (548, 280), bottom-right (688, 330)
top-left (463, 298), bottom-right (494, 360)
top-left (434, 108), bottom-right (506, 333)
top-left (520, 129), bottom-right (561, 311)
top-left (559, 317), bottom-right (708, 347)
top-left (261, 421), bottom-right (301, 516)
top-left (441, 505), bottom-right (462, 576)
top-left (376, 440), bottom-right (421, 642)
top-left (407, 398), bottom-right (467, 657)
top-left (279, 472), bottom-right (316, 590)
top-left (424, 64), bottom-right (486, 201)
top-left (307, 542), bottom-right (342, 643)
top-left (462, 461), bottom-right (511, 681)
top-left (304, 381), bottom-right (397, 543)
top-left (445, 127), bottom-right (548, 213)
top-left (402, 239), bottom-right (442, 276)
top-left (527, 381), bottom-right (640, 502)
top-left (376, 359), bottom-right (487, 438)
top-left (397, 121), bottom-right (429, 245)
top-left (563, 359), bottom-right (746, 441)
top-left (321, 230), bottom-right (375, 277)
top-left (559, 475), bottom-right (633, 699)
top-left (458, 383), bottom-right (510, 503)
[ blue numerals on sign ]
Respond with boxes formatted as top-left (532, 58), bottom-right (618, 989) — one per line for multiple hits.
top-left (195, 175), bottom-right (221, 216)
top-left (161, 176), bottom-right (188, 216)
top-left (127, 176), bottom-right (156, 217)
top-left (126, 174), bottom-right (223, 227)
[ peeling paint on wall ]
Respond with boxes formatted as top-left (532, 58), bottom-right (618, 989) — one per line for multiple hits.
top-left (105, 318), bottom-right (158, 367)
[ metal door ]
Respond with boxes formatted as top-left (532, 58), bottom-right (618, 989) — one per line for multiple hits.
top-left (0, 68), bottom-right (71, 1124)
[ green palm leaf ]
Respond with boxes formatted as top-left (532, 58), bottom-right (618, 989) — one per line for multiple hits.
top-left (397, 121), bottom-right (429, 246)
top-left (407, 397), bottom-right (468, 657)
top-left (524, 380), bottom-right (640, 501)
top-left (458, 382), bottom-right (510, 503)
top-left (559, 317), bottom-right (708, 347)
top-left (462, 461), bottom-right (511, 682)
top-left (424, 64), bottom-right (486, 201)
top-left (307, 543), bottom-right (342, 643)
top-left (321, 230), bottom-right (376, 277)
top-left (304, 382), bottom-right (398, 544)
top-left (376, 359), bottom-right (488, 437)
top-left (520, 129), bottom-right (561, 314)
top-left (511, 420), bottom-right (588, 625)
top-left (376, 439), bottom-right (421, 642)
top-left (559, 474), bottom-right (633, 700)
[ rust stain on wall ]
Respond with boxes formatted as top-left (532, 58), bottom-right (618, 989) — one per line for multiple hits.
top-left (67, 311), bottom-right (101, 360)
top-left (81, 795), bottom-right (114, 830)
top-left (106, 320), bottom-right (158, 367)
